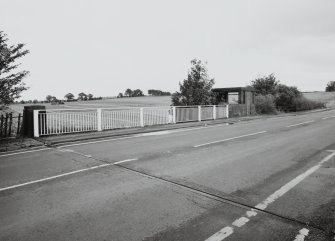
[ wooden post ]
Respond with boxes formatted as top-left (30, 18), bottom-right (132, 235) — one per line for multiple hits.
top-left (17, 113), bottom-right (22, 136)
top-left (4, 114), bottom-right (8, 137)
top-left (8, 113), bottom-right (13, 137)
top-left (0, 115), bottom-right (3, 137)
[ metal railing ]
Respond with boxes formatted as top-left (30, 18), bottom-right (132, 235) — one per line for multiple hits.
top-left (33, 105), bottom-right (229, 137)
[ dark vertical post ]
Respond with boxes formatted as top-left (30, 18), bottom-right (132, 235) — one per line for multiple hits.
top-left (8, 113), bottom-right (13, 137)
top-left (4, 114), bottom-right (8, 137)
top-left (0, 115), bottom-right (3, 137)
top-left (17, 113), bottom-right (22, 136)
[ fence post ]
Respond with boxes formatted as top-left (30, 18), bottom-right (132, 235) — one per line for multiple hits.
top-left (213, 105), bottom-right (216, 120)
top-left (198, 106), bottom-right (201, 122)
top-left (140, 108), bottom-right (144, 127)
top-left (172, 107), bottom-right (176, 124)
top-left (226, 104), bottom-right (229, 118)
top-left (17, 113), bottom-right (22, 136)
top-left (33, 110), bottom-right (40, 137)
top-left (97, 108), bottom-right (102, 131)
top-left (0, 115), bottom-right (3, 137)
top-left (8, 113), bottom-right (13, 137)
top-left (4, 114), bottom-right (8, 137)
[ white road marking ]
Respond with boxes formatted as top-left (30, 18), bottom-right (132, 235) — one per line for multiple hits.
top-left (205, 227), bottom-right (234, 241)
top-left (232, 217), bottom-right (249, 228)
top-left (57, 124), bottom-right (227, 148)
top-left (0, 148), bottom-right (51, 157)
top-left (0, 158), bottom-right (138, 192)
top-left (58, 148), bottom-right (92, 158)
top-left (114, 158), bottom-right (138, 165)
top-left (293, 228), bottom-right (309, 241)
top-left (322, 116), bottom-right (335, 120)
top-left (246, 209), bottom-right (257, 218)
top-left (0, 163), bottom-right (111, 192)
top-left (286, 120), bottom-right (314, 128)
top-left (255, 151), bottom-right (335, 210)
top-left (204, 151), bottom-right (335, 241)
top-left (194, 131), bottom-right (267, 148)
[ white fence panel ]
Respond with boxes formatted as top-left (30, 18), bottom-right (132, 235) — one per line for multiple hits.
top-left (39, 111), bottom-right (98, 136)
top-left (216, 105), bottom-right (228, 119)
top-left (102, 108), bottom-right (141, 130)
top-left (175, 106), bottom-right (199, 123)
top-left (201, 106), bottom-right (214, 120)
top-left (143, 107), bottom-right (173, 126)
top-left (35, 104), bottom-right (229, 136)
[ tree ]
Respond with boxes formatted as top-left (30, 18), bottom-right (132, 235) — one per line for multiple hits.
top-left (64, 93), bottom-right (74, 101)
top-left (46, 95), bottom-right (53, 102)
top-left (132, 89), bottom-right (144, 97)
top-left (0, 31), bottom-right (29, 105)
top-left (87, 93), bottom-right (93, 100)
top-left (275, 85), bottom-right (301, 112)
top-left (325, 81), bottom-right (335, 92)
top-left (171, 59), bottom-right (215, 106)
top-left (125, 88), bottom-right (133, 97)
top-left (251, 74), bottom-right (279, 96)
top-left (117, 93), bottom-right (123, 98)
top-left (78, 92), bottom-right (87, 101)
top-left (148, 89), bottom-right (171, 96)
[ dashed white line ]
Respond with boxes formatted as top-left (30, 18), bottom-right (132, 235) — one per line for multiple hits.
top-left (194, 131), bottom-right (267, 148)
top-left (232, 217), bottom-right (249, 228)
top-left (56, 124), bottom-right (227, 148)
top-left (205, 227), bottom-right (234, 241)
top-left (293, 228), bottom-right (309, 241)
top-left (204, 151), bottom-right (335, 241)
top-left (0, 163), bottom-right (111, 192)
top-left (0, 158), bottom-right (138, 192)
top-left (114, 158), bottom-right (138, 165)
top-left (0, 148), bottom-right (51, 157)
top-left (286, 120), bottom-right (314, 128)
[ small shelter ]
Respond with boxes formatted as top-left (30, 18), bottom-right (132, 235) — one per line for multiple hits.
top-left (212, 87), bottom-right (256, 116)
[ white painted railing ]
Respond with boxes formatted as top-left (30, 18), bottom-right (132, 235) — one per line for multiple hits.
top-left (33, 105), bottom-right (228, 137)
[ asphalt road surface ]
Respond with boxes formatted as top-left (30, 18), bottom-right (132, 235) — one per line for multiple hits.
top-left (1, 110), bottom-right (335, 241)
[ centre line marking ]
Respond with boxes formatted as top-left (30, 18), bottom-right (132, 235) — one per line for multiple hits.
top-left (0, 158), bottom-right (138, 192)
top-left (194, 131), bottom-right (267, 148)
top-left (205, 151), bottom-right (335, 241)
top-left (56, 124), bottom-right (227, 148)
top-left (286, 120), bottom-right (314, 128)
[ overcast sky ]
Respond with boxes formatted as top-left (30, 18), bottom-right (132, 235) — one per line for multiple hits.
top-left (2, 0), bottom-right (335, 100)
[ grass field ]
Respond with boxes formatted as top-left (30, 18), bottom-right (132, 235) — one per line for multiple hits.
top-left (9, 96), bottom-right (172, 114)
top-left (302, 92), bottom-right (335, 108)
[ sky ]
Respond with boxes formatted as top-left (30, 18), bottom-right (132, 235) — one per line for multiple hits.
top-left (1, 0), bottom-right (335, 100)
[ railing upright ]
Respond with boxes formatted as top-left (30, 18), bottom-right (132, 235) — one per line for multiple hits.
top-left (172, 107), bottom-right (176, 124)
top-left (33, 110), bottom-right (40, 137)
top-left (140, 108), bottom-right (144, 127)
top-left (198, 106), bottom-right (201, 122)
top-left (97, 108), bottom-right (102, 131)
top-left (213, 105), bottom-right (216, 120)
top-left (226, 104), bottom-right (229, 118)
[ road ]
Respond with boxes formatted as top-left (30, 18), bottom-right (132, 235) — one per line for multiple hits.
top-left (1, 110), bottom-right (335, 241)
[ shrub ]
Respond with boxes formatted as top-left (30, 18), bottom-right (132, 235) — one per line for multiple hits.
top-left (292, 97), bottom-right (325, 112)
top-left (255, 94), bottom-right (277, 114)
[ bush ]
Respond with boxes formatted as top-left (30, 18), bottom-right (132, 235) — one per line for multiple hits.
top-left (255, 94), bottom-right (277, 114)
top-left (292, 97), bottom-right (325, 112)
